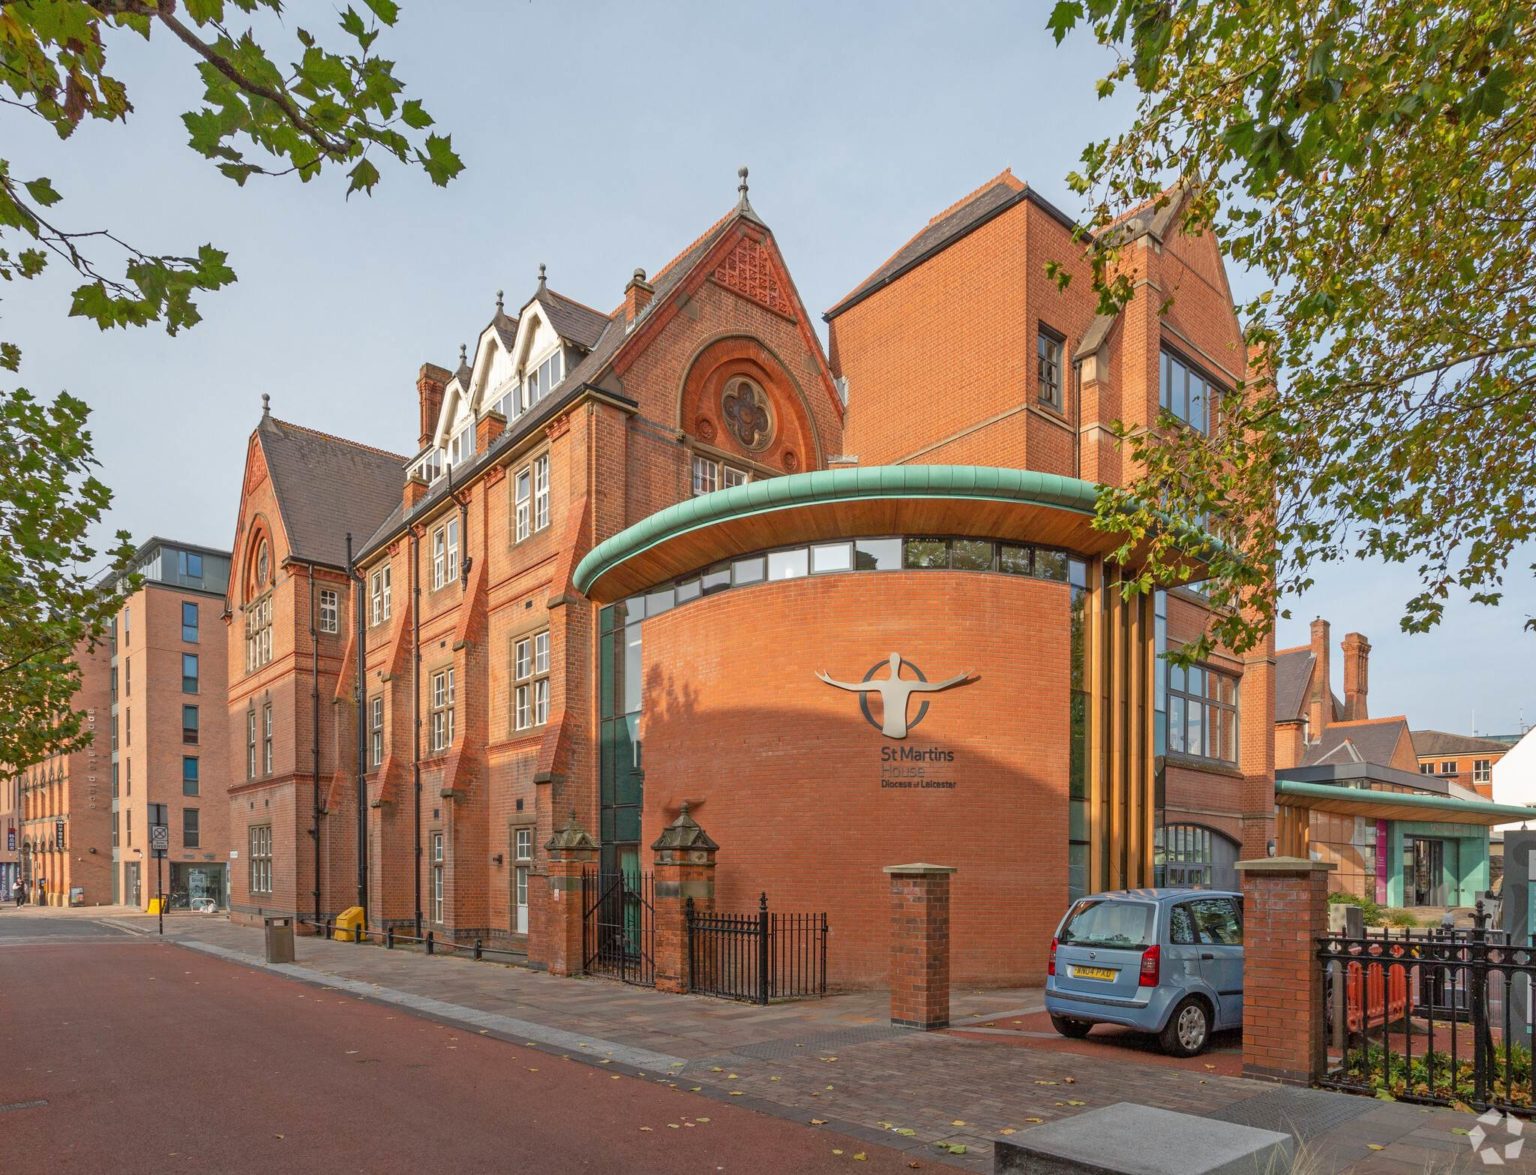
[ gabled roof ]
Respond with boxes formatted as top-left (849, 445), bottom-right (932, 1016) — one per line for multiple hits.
top-left (1411, 729), bottom-right (1512, 758)
top-left (258, 415), bottom-right (406, 569)
top-left (536, 289), bottom-right (609, 350)
top-left (825, 171), bottom-right (1029, 320)
top-left (359, 208), bottom-right (757, 562)
top-left (1302, 717), bottom-right (1411, 771)
top-left (1275, 648), bottom-right (1314, 724)
top-left (491, 310), bottom-right (519, 350)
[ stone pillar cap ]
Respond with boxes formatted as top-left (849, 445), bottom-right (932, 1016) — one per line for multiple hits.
top-left (883, 863), bottom-right (957, 875)
top-left (545, 810), bottom-right (597, 853)
top-left (650, 801), bottom-right (718, 853)
top-left (1235, 856), bottom-right (1336, 874)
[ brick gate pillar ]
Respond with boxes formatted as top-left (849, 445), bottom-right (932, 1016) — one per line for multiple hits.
top-left (1235, 856), bottom-right (1335, 1084)
top-left (885, 863), bottom-right (956, 1030)
top-left (651, 804), bottom-right (718, 995)
top-left (539, 812), bottom-right (597, 978)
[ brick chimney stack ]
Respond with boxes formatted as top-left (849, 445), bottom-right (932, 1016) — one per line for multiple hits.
top-left (417, 362), bottom-right (451, 450)
top-left (624, 268), bottom-right (654, 324)
top-left (1342, 632), bottom-right (1370, 721)
top-left (1308, 618), bottom-right (1332, 736)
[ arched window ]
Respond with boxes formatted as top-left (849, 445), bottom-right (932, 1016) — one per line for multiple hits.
top-left (244, 533), bottom-right (273, 674)
top-left (1155, 823), bottom-right (1241, 890)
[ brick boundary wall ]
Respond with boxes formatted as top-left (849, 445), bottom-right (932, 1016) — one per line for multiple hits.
top-left (1235, 856), bottom-right (1335, 1084)
top-left (885, 864), bottom-right (955, 1030)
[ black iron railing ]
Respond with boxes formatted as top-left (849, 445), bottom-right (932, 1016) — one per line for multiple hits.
top-left (1318, 902), bottom-right (1534, 1114)
top-left (687, 893), bottom-right (827, 1004)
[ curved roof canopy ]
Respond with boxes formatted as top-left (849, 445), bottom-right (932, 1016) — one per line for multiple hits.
top-left (576, 465), bottom-right (1157, 603)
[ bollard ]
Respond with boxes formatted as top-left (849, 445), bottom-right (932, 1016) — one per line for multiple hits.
top-left (386, 926), bottom-right (394, 950)
top-left (354, 923), bottom-right (364, 945)
top-left (474, 938), bottom-right (483, 961)
top-left (426, 930), bottom-right (435, 956)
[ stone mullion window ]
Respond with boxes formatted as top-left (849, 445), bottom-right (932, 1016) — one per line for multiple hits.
top-left (514, 632), bottom-right (550, 731)
top-left (430, 668), bottom-right (455, 752)
top-left (1166, 663), bottom-right (1239, 764)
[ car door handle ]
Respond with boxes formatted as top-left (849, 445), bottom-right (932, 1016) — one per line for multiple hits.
top-left (1200, 952), bottom-right (1215, 960)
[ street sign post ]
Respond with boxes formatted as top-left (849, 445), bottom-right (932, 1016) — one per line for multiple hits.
top-left (150, 824), bottom-right (169, 935)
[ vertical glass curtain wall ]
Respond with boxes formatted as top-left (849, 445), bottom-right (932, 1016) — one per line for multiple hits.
top-left (598, 602), bottom-right (644, 877)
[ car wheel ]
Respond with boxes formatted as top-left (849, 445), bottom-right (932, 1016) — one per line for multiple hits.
top-left (1050, 1015), bottom-right (1093, 1039)
top-left (1160, 997), bottom-right (1211, 1057)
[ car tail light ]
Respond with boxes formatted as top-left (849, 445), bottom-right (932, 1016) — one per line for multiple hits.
top-left (1048, 936), bottom-right (1058, 976)
top-left (1139, 943), bottom-right (1160, 987)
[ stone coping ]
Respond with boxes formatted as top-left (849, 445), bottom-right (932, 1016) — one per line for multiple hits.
top-left (1233, 856), bottom-right (1336, 874)
top-left (883, 863), bottom-right (958, 875)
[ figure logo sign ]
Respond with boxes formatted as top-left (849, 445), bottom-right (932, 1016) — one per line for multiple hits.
top-left (817, 653), bottom-right (974, 739)
top-left (1469, 1109), bottom-right (1523, 1166)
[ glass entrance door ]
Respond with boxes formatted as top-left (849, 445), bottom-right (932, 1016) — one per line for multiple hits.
top-left (1410, 838), bottom-right (1448, 906)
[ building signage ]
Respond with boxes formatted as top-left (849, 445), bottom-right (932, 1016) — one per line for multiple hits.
top-left (150, 824), bottom-right (169, 857)
top-left (817, 653), bottom-right (973, 738)
top-left (6, 826), bottom-right (13, 852)
top-left (54, 820), bottom-right (65, 849)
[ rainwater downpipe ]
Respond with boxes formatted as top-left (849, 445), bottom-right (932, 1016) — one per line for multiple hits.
top-left (346, 533), bottom-right (368, 921)
top-left (308, 563), bottom-right (321, 923)
top-left (411, 520), bottom-right (423, 937)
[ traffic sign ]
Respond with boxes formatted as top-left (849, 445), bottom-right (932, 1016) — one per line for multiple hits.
top-left (150, 824), bottom-right (169, 852)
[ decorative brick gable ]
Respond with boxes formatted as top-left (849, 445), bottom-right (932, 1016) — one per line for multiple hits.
top-left (713, 236), bottom-right (791, 318)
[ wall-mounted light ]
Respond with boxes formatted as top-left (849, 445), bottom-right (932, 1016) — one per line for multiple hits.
top-left (1266, 839), bottom-right (1277, 858)
top-left (491, 853), bottom-right (504, 866)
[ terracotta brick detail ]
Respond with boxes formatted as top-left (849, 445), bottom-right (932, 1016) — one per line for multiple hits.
top-left (713, 236), bottom-right (791, 318)
top-left (652, 805), bottom-right (719, 994)
top-left (539, 813), bottom-right (597, 978)
top-left (1236, 857), bottom-right (1334, 1085)
top-left (886, 865), bottom-right (954, 1029)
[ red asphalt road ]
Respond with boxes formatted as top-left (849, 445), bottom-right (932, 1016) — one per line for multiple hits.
top-left (0, 940), bottom-right (919, 1174)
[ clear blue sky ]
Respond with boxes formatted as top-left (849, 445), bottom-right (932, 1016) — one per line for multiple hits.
top-left (6, 1), bottom-right (1532, 736)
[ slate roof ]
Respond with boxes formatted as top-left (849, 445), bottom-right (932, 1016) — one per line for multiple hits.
top-left (357, 210), bottom-right (747, 561)
top-left (1411, 730), bottom-right (1511, 758)
top-left (825, 171), bottom-right (1028, 319)
top-left (258, 415), bottom-right (406, 569)
top-left (1302, 717), bottom-right (1411, 770)
top-left (1275, 648), bottom-right (1314, 723)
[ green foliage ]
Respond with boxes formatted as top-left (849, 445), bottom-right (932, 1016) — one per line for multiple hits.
top-left (1047, 1), bottom-right (1536, 653)
top-left (1329, 891), bottom-right (1386, 926)
top-left (0, 387), bottom-right (135, 769)
top-left (0, 1), bottom-right (460, 769)
top-left (1344, 1042), bottom-right (1533, 1107)
top-left (1383, 908), bottom-right (1424, 928)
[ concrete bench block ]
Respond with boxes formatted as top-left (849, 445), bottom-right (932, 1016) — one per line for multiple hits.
top-left (994, 1103), bottom-right (1294, 1175)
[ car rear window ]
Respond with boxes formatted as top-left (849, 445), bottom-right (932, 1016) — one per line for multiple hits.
top-left (1058, 899), bottom-right (1156, 950)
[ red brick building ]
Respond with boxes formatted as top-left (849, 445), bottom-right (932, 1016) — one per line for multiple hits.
top-left (224, 171), bottom-right (1270, 986)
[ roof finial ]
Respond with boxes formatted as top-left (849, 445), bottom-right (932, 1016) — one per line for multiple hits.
top-left (261, 393), bottom-right (270, 416)
top-left (537, 262), bottom-right (547, 289)
top-left (458, 342), bottom-right (467, 366)
top-left (496, 288), bottom-right (504, 313)
top-left (737, 165), bottom-right (751, 210)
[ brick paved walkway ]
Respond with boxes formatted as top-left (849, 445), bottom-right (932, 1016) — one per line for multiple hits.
top-left (91, 911), bottom-right (1512, 1172)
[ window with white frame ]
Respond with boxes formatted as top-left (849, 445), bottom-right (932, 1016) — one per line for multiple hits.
top-left (533, 454), bottom-right (550, 531)
top-left (515, 468), bottom-right (531, 541)
top-left (249, 825), bottom-right (272, 894)
top-left (1474, 759), bottom-right (1493, 785)
top-left (263, 703), bottom-right (273, 775)
top-left (245, 597), bottom-right (273, 672)
top-left (449, 424), bottom-right (476, 469)
top-left (430, 668), bottom-right (455, 752)
top-left (246, 710), bottom-right (257, 780)
top-left (514, 631), bottom-right (550, 731)
top-left (1419, 762), bottom-right (1436, 775)
top-left (514, 826), bottom-right (532, 933)
top-left (432, 518), bottom-right (460, 590)
top-left (319, 588), bottom-right (339, 634)
top-left (1441, 760), bottom-right (1457, 775)
top-left (722, 465), bottom-right (750, 488)
top-left (431, 832), bottom-right (444, 923)
top-left (369, 696), bottom-right (384, 767)
top-left (523, 349), bottom-right (563, 410)
top-left (692, 454), bottom-right (719, 496)
top-left (370, 566), bottom-right (391, 625)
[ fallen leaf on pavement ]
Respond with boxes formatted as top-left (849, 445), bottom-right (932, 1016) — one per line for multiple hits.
top-left (730, 1091), bottom-right (744, 1097)
top-left (1034, 1080), bottom-right (1057, 1085)
top-left (810, 1119), bottom-right (827, 1125)
top-left (853, 1154), bottom-right (866, 1161)
top-left (951, 1119), bottom-right (966, 1126)
top-left (1062, 1076), bottom-right (1076, 1084)
top-left (1024, 1118), bottom-right (1043, 1124)
top-left (1367, 1144), bottom-right (1384, 1151)
top-left (832, 1149), bottom-right (843, 1156)
top-left (999, 1128), bottom-right (1016, 1135)
top-left (639, 1126), bottom-right (652, 1132)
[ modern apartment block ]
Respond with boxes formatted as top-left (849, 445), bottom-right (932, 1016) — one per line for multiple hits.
top-left (110, 538), bottom-right (233, 909)
top-left (11, 641), bottom-right (111, 905)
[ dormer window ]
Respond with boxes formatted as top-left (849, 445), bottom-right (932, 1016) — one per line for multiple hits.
top-left (448, 424), bottom-right (476, 469)
top-left (523, 349), bottom-right (564, 412)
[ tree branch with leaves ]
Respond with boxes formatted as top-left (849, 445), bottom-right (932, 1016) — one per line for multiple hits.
top-left (1048, 0), bottom-right (1536, 655)
top-left (0, 0), bottom-right (462, 770)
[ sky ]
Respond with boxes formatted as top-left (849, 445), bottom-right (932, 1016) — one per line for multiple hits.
top-left (5, 1), bottom-right (1532, 737)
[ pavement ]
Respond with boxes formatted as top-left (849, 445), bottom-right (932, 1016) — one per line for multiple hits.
top-left (2, 905), bottom-right (1517, 1172)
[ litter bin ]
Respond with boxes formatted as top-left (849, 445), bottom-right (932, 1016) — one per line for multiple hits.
top-left (264, 916), bottom-right (295, 964)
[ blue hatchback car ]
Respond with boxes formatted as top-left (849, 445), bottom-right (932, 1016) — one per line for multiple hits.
top-left (1043, 888), bottom-right (1243, 1057)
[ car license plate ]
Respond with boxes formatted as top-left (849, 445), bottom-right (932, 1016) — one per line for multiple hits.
top-left (1071, 965), bottom-right (1117, 981)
